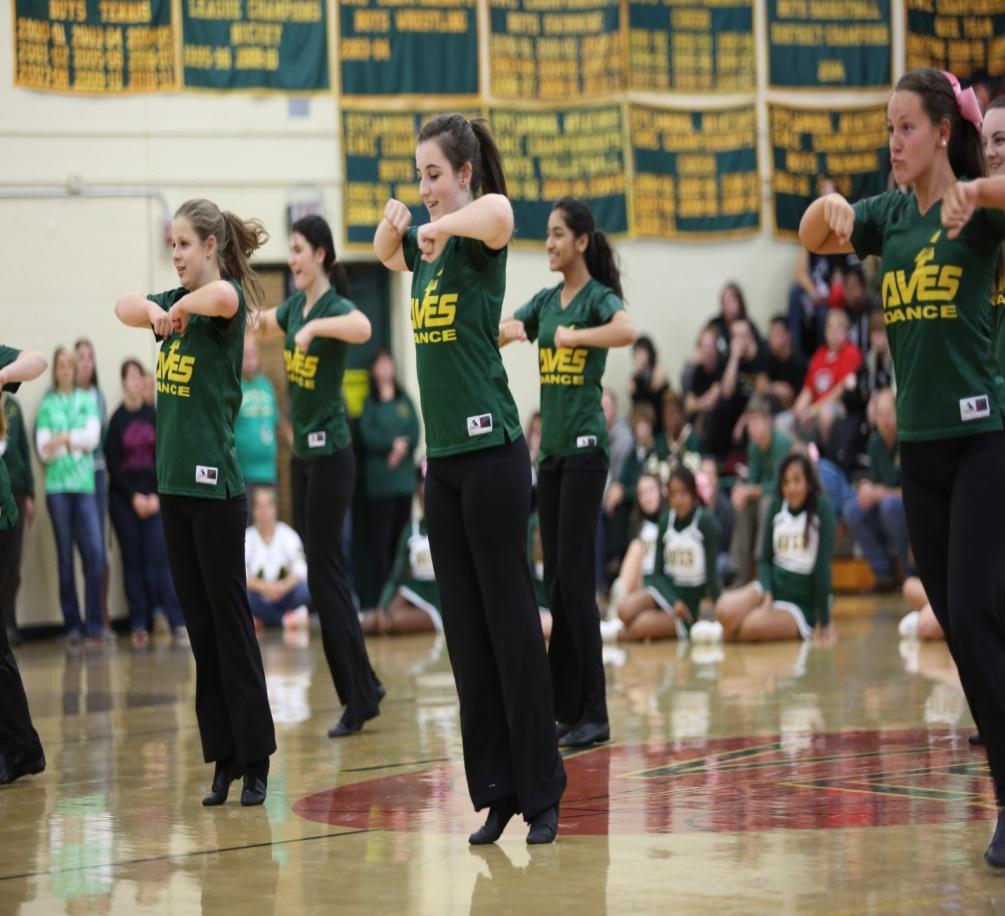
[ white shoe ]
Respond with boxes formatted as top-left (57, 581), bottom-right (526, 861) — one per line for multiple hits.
top-left (690, 620), bottom-right (723, 643)
top-left (283, 605), bottom-right (309, 630)
top-left (898, 610), bottom-right (920, 639)
top-left (599, 618), bottom-right (624, 641)
top-left (607, 578), bottom-right (626, 617)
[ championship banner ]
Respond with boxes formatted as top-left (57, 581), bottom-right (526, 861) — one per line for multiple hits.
top-left (770, 103), bottom-right (889, 237)
top-left (488, 0), bottom-right (623, 100)
top-left (907, 1), bottom-right (1005, 77)
top-left (488, 105), bottom-right (628, 242)
top-left (767, 0), bottom-right (891, 88)
top-left (628, 0), bottom-right (754, 93)
top-left (342, 108), bottom-right (483, 247)
top-left (181, 0), bottom-right (329, 91)
top-left (338, 0), bottom-right (478, 96)
top-left (14, 0), bottom-right (175, 92)
top-left (630, 103), bottom-right (760, 239)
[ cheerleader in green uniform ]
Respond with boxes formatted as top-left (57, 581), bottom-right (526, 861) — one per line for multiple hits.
top-left (715, 452), bottom-right (836, 642)
top-left (618, 466), bottom-right (721, 641)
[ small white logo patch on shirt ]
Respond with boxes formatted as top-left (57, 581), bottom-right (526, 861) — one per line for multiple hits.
top-left (195, 465), bottom-right (219, 485)
top-left (467, 414), bottom-right (493, 437)
top-left (576, 435), bottom-right (598, 448)
top-left (308, 431), bottom-right (327, 448)
top-left (960, 395), bottom-right (991, 422)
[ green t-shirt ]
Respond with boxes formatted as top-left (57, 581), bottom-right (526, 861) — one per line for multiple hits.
top-left (35, 389), bottom-right (99, 495)
top-left (402, 230), bottom-right (522, 457)
top-left (235, 373), bottom-right (278, 485)
top-left (276, 289), bottom-right (354, 459)
top-left (747, 429), bottom-right (792, 489)
top-left (149, 282), bottom-right (246, 499)
top-left (852, 190), bottom-right (1005, 441)
top-left (2, 393), bottom-right (35, 499)
top-left (359, 392), bottom-right (420, 498)
top-left (0, 347), bottom-right (23, 530)
top-left (513, 279), bottom-right (624, 460)
top-left (758, 495), bottom-right (836, 627)
top-left (866, 429), bottom-right (900, 487)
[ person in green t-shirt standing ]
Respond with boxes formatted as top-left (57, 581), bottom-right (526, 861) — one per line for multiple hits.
top-left (358, 349), bottom-right (419, 609)
top-left (375, 114), bottom-right (566, 846)
top-left (800, 67), bottom-right (1005, 869)
top-left (114, 198), bottom-right (276, 808)
top-left (35, 346), bottom-right (106, 644)
top-left (258, 214), bottom-right (384, 738)
top-left (235, 335), bottom-right (279, 489)
top-left (499, 197), bottom-right (635, 749)
top-left (0, 388), bottom-right (37, 645)
top-left (0, 344), bottom-right (48, 785)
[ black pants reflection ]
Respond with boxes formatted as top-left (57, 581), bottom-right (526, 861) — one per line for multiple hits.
top-left (292, 447), bottom-right (381, 728)
top-left (0, 528), bottom-right (43, 764)
top-left (426, 436), bottom-right (566, 820)
top-left (901, 432), bottom-right (1005, 804)
top-left (538, 450), bottom-right (608, 727)
top-left (160, 493), bottom-right (276, 764)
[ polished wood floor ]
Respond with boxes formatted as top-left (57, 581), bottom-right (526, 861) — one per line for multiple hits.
top-left (2, 595), bottom-right (1003, 915)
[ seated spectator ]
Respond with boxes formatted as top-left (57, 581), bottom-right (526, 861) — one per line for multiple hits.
top-left (716, 453), bottom-right (836, 642)
top-left (685, 326), bottom-right (726, 447)
top-left (898, 577), bottom-right (944, 641)
top-left (698, 456), bottom-right (734, 584)
top-left (705, 318), bottom-right (769, 462)
top-left (105, 359), bottom-right (186, 648)
top-left (597, 388), bottom-right (634, 589)
top-left (787, 179), bottom-right (857, 358)
top-left (655, 390), bottom-right (703, 472)
top-left (757, 314), bottom-right (807, 413)
top-left (602, 470), bottom-right (666, 636)
top-left (729, 397), bottom-right (792, 583)
top-left (842, 389), bottom-right (911, 590)
top-left (843, 265), bottom-right (877, 354)
top-left (787, 309), bottom-right (863, 448)
top-left (36, 346), bottom-right (107, 645)
top-left (362, 469), bottom-right (440, 636)
top-left (628, 336), bottom-right (670, 434)
top-left (617, 466), bottom-right (721, 642)
top-left (859, 310), bottom-right (894, 396)
top-left (245, 487), bottom-right (310, 631)
top-left (706, 281), bottom-right (761, 356)
top-left (235, 336), bottom-right (279, 490)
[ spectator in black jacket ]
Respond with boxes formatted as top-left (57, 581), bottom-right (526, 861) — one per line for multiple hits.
top-left (105, 359), bottom-right (186, 648)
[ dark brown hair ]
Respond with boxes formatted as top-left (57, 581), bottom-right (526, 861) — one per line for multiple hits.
top-left (291, 214), bottom-right (350, 298)
top-left (418, 115), bottom-right (508, 197)
top-left (551, 197), bottom-right (624, 299)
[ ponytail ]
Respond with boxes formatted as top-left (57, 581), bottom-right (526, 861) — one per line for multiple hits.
top-left (418, 114), bottom-right (509, 198)
top-left (175, 199), bottom-right (269, 315)
top-left (291, 214), bottom-right (351, 297)
top-left (552, 197), bottom-right (623, 300)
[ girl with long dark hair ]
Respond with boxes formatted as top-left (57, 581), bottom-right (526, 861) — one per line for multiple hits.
top-left (499, 197), bottom-right (634, 747)
top-left (375, 114), bottom-right (566, 845)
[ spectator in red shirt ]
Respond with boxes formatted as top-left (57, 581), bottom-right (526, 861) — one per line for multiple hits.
top-left (788, 309), bottom-right (862, 447)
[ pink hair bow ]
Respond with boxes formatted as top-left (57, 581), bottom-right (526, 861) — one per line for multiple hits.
top-left (942, 71), bottom-right (983, 131)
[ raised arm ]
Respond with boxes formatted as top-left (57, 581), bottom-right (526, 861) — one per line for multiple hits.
top-left (554, 310), bottom-right (635, 350)
top-left (798, 193), bottom-right (857, 255)
top-left (295, 311), bottom-right (372, 352)
top-left (115, 293), bottom-right (173, 338)
top-left (374, 199), bottom-right (413, 271)
top-left (174, 280), bottom-right (239, 320)
top-left (498, 316), bottom-right (528, 348)
top-left (0, 350), bottom-right (47, 387)
top-left (418, 194), bottom-right (514, 260)
top-left (943, 175), bottom-right (1005, 238)
top-left (254, 307), bottom-right (284, 340)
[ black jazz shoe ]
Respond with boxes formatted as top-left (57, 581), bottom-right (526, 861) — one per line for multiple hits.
top-left (468, 802), bottom-right (518, 845)
top-left (558, 721), bottom-right (610, 748)
top-left (240, 760), bottom-right (269, 807)
top-left (527, 805), bottom-right (559, 845)
top-left (987, 809), bottom-right (1005, 869)
top-left (0, 748), bottom-right (46, 786)
top-left (201, 758), bottom-right (242, 807)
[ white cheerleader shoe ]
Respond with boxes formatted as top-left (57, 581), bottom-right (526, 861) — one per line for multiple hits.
top-left (898, 610), bottom-right (920, 639)
top-left (599, 618), bottom-right (624, 641)
top-left (690, 620), bottom-right (724, 644)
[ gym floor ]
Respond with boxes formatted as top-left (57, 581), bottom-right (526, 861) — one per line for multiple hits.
top-left (1, 594), bottom-right (1001, 914)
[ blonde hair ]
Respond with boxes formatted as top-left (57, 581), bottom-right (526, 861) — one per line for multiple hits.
top-left (174, 199), bottom-right (269, 313)
top-left (51, 345), bottom-right (76, 391)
